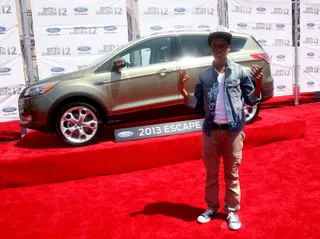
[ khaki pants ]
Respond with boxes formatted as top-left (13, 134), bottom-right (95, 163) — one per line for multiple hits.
top-left (202, 129), bottom-right (245, 213)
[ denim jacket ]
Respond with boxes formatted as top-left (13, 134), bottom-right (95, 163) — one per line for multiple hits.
top-left (186, 59), bottom-right (260, 135)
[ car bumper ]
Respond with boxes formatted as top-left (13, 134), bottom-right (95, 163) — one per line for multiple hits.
top-left (261, 78), bottom-right (274, 102)
top-left (18, 94), bottom-right (53, 132)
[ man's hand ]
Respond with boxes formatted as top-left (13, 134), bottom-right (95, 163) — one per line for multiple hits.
top-left (250, 65), bottom-right (263, 98)
top-left (178, 69), bottom-right (191, 101)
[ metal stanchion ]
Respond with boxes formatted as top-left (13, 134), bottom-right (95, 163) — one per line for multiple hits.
top-left (293, 0), bottom-right (300, 105)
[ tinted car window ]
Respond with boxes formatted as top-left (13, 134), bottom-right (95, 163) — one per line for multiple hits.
top-left (230, 37), bottom-right (248, 52)
top-left (180, 35), bottom-right (211, 58)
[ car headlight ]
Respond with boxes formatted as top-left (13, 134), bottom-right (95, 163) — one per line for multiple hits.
top-left (24, 82), bottom-right (59, 97)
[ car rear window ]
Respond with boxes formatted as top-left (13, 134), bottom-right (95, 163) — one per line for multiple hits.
top-left (230, 37), bottom-right (248, 52)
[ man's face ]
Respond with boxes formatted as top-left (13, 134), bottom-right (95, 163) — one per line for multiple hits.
top-left (210, 38), bottom-right (230, 60)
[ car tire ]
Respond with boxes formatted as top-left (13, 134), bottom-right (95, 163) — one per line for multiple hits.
top-left (55, 102), bottom-right (103, 146)
top-left (244, 102), bottom-right (260, 124)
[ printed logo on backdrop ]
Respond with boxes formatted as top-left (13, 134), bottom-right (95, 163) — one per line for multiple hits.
top-left (277, 85), bottom-right (287, 91)
top-left (77, 46), bottom-right (92, 55)
top-left (46, 28), bottom-right (62, 36)
top-left (143, 7), bottom-right (168, 15)
top-left (304, 66), bottom-right (320, 74)
top-left (74, 7), bottom-right (88, 16)
top-left (50, 67), bottom-right (65, 76)
top-left (237, 23), bottom-right (248, 30)
top-left (303, 7), bottom-right (319, 15)
top-left (253, 23), bottom-right (272, 31)
top-left (0, 46), bottom-right (17, 56)
top-left (232, 6), bottom-right (252, 14)
top-left (276, 24), bottom-right (286, 30)
top-left (0, 67), bottom-right (12, 76)
top-left (99, 45), bottom-right (117, 53)
top-left (69, 27), bottom-right (97, 35)
top-left (78, 65), bottom-right (88, 71)
top-left (42, 47), bottom-right (71, 56)
top-left (2, 106), bottom-right (17, 117)
top-left (38, 7), bottom-right (67, 16)
top-left (174, 25), bottom-right (192, 30)
top-left (272, 39), bottom-right (290, 46)
top-left (0, 85), bottom-right (24, 96)
top-left (271, 8), bottom-right (289, 15)
top-left (275, 54), bottom-right (286, 62)
top-left (198, 25), bottom-right (210, 29)
top-left (303, 37), bottom-right (319, 45)
top-left (192, 7), bottom-right (215, 15)
top-left (0, 4), bottom-right (13, 14)
top-left (256, 7), bottom-right (267, 14)
top-left (306, 23), bottom-right (316, 29)
top-left (150, 25), bottom-right (163, 31)
top-left (173, 7), bottom-right (186, 15)
top-left (104, 26), bottom-right (118, 34)
top-left (96, 7), bottom-right (123, 15)
top-left (257, 39), bottom-right (267, 46)
top-left (272, 69), bottom-right (291, 77)
top-left (0, 26), bottom-right (6, 35)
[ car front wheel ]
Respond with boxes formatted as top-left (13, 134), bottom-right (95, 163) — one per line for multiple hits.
top-left (55, 102), bottom-right (103, 146)
top-left (244, 102), bottom-right (260, 124)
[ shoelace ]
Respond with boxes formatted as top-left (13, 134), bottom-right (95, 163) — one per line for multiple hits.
top-left (202, 209), bottom-right (214, 217)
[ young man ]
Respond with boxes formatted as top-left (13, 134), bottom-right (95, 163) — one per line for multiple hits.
top-left (178, 29), bottom-right (263, 230)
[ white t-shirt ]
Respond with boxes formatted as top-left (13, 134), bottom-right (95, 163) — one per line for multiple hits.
top-left (214, 72), bottom-right (229, 124)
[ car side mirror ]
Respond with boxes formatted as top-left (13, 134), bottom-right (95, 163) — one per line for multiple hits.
top-left (113, 58), bottom-right (126, 71)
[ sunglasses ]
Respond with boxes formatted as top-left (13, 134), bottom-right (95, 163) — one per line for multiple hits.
top-left (210, 44), bottom-right (229, 50)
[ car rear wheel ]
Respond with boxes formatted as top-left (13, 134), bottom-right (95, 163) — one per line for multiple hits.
top-left (55, 102), bottom-right (103, 146)
top-left (244, 102), bottom-right (260, 124)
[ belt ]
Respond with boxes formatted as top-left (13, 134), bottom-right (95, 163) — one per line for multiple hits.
top-left (210, 122), bottom-right (229, 130)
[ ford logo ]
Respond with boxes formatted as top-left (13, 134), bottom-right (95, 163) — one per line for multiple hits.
top-left (277, 85), bottom-right (286, 90)
top-left (198, 25), bottom-right (210, 28)
top-left (174, 7), bottom-right (186, 13)
top-left (150, 25), bottom-right (163, 31)
top-left (277, 55), bottom-right (286, 59)
top-left (104, 26), bottom-right (117, 31)
top-left (118, 131), bottom-right (134, 138)
top-left (237, 23), bottom-right (247, 27)
top-left (258, 39), bottom-right (267, 44)
top-left (2, 107), bottom-right (17, 113)
top-left (74, 7), bottom-right (88, 13)
top-left (77, 46), bottom-right (91, 52)
top-left (0, 26), bottom-right (6, 32)
top-left (0, 67), bottom-right (11, 73)
top-left (307, 23), bottom-right (315, 27)
top-left (307, 52), bottom-right (315, 57)
top-left (51, 67), bottom-right (65, 73)
top-left (276, 24), bottom-right (285, 28)
top-left (257, 7), bottom-right (266, 12)
top-left (307, 81), bottom-right (315, 86)
top-left (46, 28), bottom-right (61, 33)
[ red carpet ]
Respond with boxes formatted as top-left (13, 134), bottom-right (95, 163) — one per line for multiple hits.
top-left (0, 108), bottom-right (305, 188)
top-left (0, 103), bottom-right (319, 239)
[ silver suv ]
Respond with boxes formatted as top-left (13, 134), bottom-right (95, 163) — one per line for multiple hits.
top-left (19, 30), bottom-right (274, 146)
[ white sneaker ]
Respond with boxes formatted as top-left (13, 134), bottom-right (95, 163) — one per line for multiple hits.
top-left (197, 209), bottom-right (217, 224)
top-left (227, 212), bottom-right (241, 230)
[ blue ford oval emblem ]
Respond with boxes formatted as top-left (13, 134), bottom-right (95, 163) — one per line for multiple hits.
top-left (198, 25), bottom-right (210, 29)
top-left (307, 23), bottom-right (315, 27)
top-left (277, 55), bottom-right (286, 59)
top-left (258, 39), bottom-right (267, 44)
top-left (51, 67), bottom-right (65, 73)
top-left (307, 81), bottom-right (315, 86)
top-left (237, 23), bottom-right (247, 27)
top-left (74, 7), bottom-right (88, 13)
top-left (77, 46), bottom-right (91, 52)
top-left (0, 26), bottom-right (6, 32)
top-left (307, 52), bottom-right (315, 57)
top-left (277, 85), bottom-right (286, 90)
top-left (150, 25), bottom-right (163, 31)
top-left (174, 7), bottom-right (186, 13)
top-left (2, 107), bottom-right (17, 113)
top-left (257, 7), bottom-right (266, 12)
top-left (118, 131), bottom-right (134, 138)
top-left (104, 26), bottom-right (117, 31)
top-left (46, 28), bottom-right (61, 33)
top-left (276, 24), bottom-right (285, 28)
top-left (0, 67), bottom-right (11, 73)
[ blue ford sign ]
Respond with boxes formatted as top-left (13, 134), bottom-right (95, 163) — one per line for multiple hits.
top-left (307, 81), bottom-right (315, 86)
top-left (150, 25), bottom-right (163, 31)
top-left (0, 26), bottom-right (6, 32)
top-left (307, 52), bottom-right (315, 57)
top-left (174, 7), bottom-right (186, 13)
top-left (307, 23), bottom-right (315, 27)
top-left (277, 55), bottom-right (286, 59)
top-left (276, 24), bottom-right (285, 28)
top-left (237, 23), bottom-right (247, 27)
top-left (77, 46), bottom-right (91, 52)
top-left (117, 131), bottom-right (134, 138)
top-left (74, 7), bottom-right (88, 13)
top-left (257, 7), bottom-right (266, 12)
top-left (46, 28), bottom-right (61, 33)
top-left (277, 85), bottom-right (286, 90)
top-left (51, 67), bottom-right (65, 73)
top-left (258, 39), bottom-right (267, 44)
top-left (0, 67), bottom-right (11, 73)
top-left (104, 26), bottom-right (117, 31)
top-left (2, 107), bottom-right (17, 113)
top-left (198, 25), bottom-right (210, 29)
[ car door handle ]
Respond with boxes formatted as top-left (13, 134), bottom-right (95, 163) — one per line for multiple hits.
top-left (157, 68), bottom-right (172, 76)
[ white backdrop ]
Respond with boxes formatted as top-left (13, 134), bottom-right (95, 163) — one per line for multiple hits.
top-left (0, 0), bottom-right (26, 122)
top-left (138, 0), bottom-right (218, 37)
top-left (300, 0), bottom-right (320, 93)
top-left (31, 0), bottom-right (129, 80)
top-left (227, 0), bottom-right (294, 96)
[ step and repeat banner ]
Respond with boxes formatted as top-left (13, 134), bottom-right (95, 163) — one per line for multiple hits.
top-left (0, 0), bottom-right (26, 122)
top-left (300, 0), bottom-right (320, 93)
top-left (138, 0), bottom-right (218, 37)
top-left (227, 0), bottom-right (294, 96)
top-left (31, 0), bottom-right (128, 80)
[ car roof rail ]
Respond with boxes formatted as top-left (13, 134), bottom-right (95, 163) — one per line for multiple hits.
top-left (149, 28), bottom-right (213, 35)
